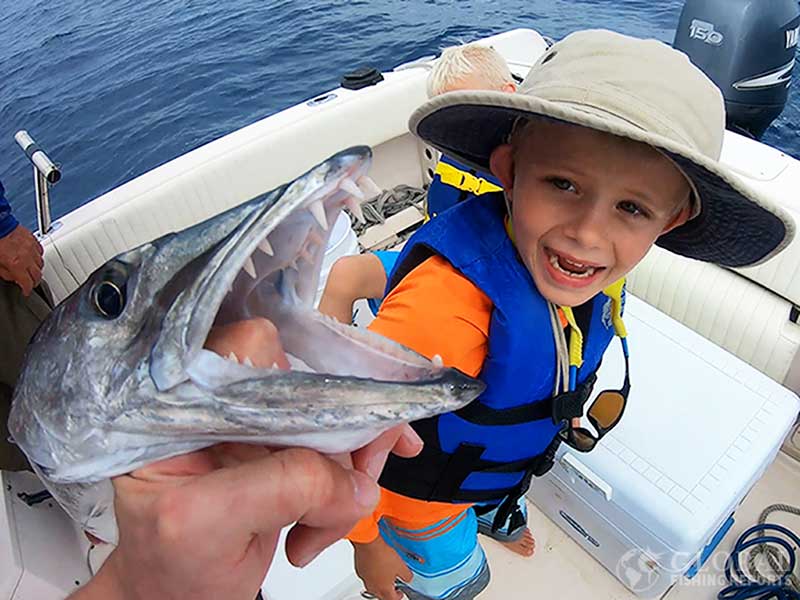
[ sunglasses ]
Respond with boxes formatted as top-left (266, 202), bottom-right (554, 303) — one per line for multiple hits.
top-left (562, 337), bottom-right (630, 453)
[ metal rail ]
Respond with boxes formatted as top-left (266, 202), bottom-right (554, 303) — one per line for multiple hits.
top-left (14, 130), bottom-right (61, 235)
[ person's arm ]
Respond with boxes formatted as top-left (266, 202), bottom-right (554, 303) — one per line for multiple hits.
top-left (0, 181), bottom-right (19, 239)
top-left (318, 254), bottom-right (388, 323)
top-left (0, 181), bottom-right (44, 296)
top-left (350, 255), bottom-right (492, 600)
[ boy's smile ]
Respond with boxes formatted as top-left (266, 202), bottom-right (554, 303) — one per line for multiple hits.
top-left (491, 120), bottom-right (693, 307)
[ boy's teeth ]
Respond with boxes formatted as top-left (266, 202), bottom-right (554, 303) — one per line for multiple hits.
top-left (549, 252), bottom-right (597, 278)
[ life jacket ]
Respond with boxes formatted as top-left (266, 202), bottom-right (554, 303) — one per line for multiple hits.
top-left (379, 193), bottom-right (618, 515)
top-left (425, 155), bottom-right (502, 220)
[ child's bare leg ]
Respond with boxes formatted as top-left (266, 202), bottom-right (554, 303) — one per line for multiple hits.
top-left (204, 318), bottom-right (290, 369)
top-left (318, 254), bottom-right (388, 323)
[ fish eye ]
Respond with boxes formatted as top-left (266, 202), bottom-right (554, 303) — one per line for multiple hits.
top-left (92, 279), bottom-right (126, 318)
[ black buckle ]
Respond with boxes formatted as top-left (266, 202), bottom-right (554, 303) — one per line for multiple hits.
top-left (551, 373), bottom-right (597, 424)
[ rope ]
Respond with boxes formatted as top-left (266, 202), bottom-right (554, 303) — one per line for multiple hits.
top-left (548, 302), bottom-right (570, 396)
top-left (350, 184), bottom-right (427, 238)
top-left (746, 505), bottom-right (800, 590)
top-left (718, 504), bottom-right (800, 599)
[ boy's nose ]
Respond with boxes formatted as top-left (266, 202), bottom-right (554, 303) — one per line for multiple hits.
top-left (563, 203), bottom-right (609, 249)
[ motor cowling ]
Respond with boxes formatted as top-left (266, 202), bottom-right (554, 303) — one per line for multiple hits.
top-left (674, 0), bottom-right (800, 139)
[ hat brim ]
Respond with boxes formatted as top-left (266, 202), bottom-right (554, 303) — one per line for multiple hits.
top-left (410, 90), bottom-right (794, 268)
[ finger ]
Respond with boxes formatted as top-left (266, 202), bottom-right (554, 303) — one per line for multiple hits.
top-left (208, 442), bottom-right (274, 468)
top-left (392, 425), bottom-right (424, 458)
top-left (284, 521), bottom-right (353, 567)
top-left (15, 271), bottom-right (34, 297)
top-left (168, 448), bottom-right (379, 547)
top-left (327, 452), bottom-right (354, 470)
top-left (27, 263), bottom-right (42, 288)
top-left (352, 425), bottom-right (422, 480)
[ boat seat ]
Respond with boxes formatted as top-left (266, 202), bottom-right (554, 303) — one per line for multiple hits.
top-left (627, 245), bottom-right (800, 392)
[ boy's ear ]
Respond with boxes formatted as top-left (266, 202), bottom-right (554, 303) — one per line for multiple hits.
top-left (501, 81), bottom-right (517, 93)
top-left (489, 144), bottom-right (515, 191)
top-left (661, 198), bottom-right (693, 235)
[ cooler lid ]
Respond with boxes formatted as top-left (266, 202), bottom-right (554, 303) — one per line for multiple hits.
top-left (573, 295), bottom-right (799, 559)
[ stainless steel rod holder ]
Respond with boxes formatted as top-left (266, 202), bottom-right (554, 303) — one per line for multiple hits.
top-left (14, 130), bottom-right (61, 236)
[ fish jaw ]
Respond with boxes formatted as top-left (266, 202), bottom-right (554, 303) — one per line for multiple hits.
top-left (9, 145), bottom-right (486, 493)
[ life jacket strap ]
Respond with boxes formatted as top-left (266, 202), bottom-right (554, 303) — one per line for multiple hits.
top-left (488, 434), bottom-right (563, 533)
top-left (378, 421), bottom-right (562, 504)
top-left (434, 161), bottom-right (502, 196)
top-left (454, 372), bottom-right (598, 426)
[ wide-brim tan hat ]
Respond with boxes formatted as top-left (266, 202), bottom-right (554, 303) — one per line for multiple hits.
top-left (410, 29), bottom-right (794, 268)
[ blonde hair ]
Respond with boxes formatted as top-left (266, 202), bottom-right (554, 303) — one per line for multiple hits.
top-left (426, 43), bottom-right (514, 98)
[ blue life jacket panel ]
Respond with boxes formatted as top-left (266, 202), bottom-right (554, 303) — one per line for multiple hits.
top-left (379, 193), bottom-right (617, 505)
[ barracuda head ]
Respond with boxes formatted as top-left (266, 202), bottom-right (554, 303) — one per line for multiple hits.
top-left (9, 147), bottom-right (483, 540)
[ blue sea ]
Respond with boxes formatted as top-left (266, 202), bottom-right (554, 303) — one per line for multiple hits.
top-left (1, 0), bottom-right (798, 229)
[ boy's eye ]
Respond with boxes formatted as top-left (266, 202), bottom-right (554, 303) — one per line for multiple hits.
top-left (549, 177), bottom-right (576, 193)
top-left (618, 200), bottom-right (648, 218)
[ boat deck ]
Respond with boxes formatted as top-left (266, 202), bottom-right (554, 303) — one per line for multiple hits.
top-left (315, 452), bottom-right (799, 600)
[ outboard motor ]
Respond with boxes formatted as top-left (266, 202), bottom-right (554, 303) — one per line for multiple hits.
top-left (674, 0), bottom-right (800, 139)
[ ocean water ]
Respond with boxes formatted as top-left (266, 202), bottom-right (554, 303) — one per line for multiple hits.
top-left (0, 0), bottom-right (798, 229)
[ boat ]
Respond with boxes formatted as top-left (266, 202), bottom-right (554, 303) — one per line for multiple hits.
top-left (2, 3), bottom-right (799, 598)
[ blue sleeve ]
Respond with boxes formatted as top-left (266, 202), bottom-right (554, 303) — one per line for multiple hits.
top-left (0, 181), bottom-right (20, 239)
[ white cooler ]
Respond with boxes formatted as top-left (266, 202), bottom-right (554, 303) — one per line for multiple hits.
top-left (528, 295), bottom-right (800, 598)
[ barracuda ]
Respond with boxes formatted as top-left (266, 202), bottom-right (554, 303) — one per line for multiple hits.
top-left (8, 146), bottom-right (483, 541)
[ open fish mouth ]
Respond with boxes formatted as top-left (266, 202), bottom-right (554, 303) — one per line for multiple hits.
top-left (9, 146), bottom-right (484, 490)
top-left (161, 146), bottom-right (447, 391)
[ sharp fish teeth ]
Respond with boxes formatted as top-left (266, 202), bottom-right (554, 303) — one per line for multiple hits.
top-left (340, 177), bottom-right (365, 200)
top-left (243, 356), bottom-right (254, 367)
top-left (357, 176), bottom-right (382, 198)
top-left (309, 201), bottom-right (328, 230)
top-left (227, 352), bottom-right (239, 363)
top-left (258, 238), bottom-right (274, 256)
top-left (243, 256), bottom-right (257, 279)
top-left (432, 354), bottom-right (444, 367)
top-left (272, 362), bottom-right (280, 369)
top-left (345, 196), bottom-right (365, 223)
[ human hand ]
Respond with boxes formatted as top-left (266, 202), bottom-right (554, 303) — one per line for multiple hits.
top-left (204, 317), bottom-right (291, 369)
top-left (0, 224), bottom-right (44, 296)
top-left (70, 425), bottom-right (422, 600)
top-left (353, 534), bottom-right (413, 600)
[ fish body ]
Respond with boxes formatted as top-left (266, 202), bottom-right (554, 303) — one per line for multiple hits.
top-left (9, 147), bottom-right (483, 541)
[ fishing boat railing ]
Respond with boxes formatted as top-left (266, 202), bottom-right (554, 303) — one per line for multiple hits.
top-left (14, 130), bottom-right (62, 236)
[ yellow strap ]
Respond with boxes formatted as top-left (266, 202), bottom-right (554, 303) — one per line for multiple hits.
top-left (602, 278), bottom-right (628, 338)
top-left (434, 161), bottom-right (502, 195)
top-left (558, 278), bottom-right (627, 369)
top-left (559, 306), bottom-right (584, 369)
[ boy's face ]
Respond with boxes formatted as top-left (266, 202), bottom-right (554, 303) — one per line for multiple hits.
top-left (490, 120), bottom-right (692, 307)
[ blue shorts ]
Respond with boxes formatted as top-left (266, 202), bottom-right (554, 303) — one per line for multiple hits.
top-left (367, 250), bottom-right (400, 315)
top-left (378, 508), bottom-right (490, 600)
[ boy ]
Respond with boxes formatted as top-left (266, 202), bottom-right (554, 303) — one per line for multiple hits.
top-left (318, 43), bottom-right (516, 324)
top-left (345, 29), bottom-right (792, 600)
